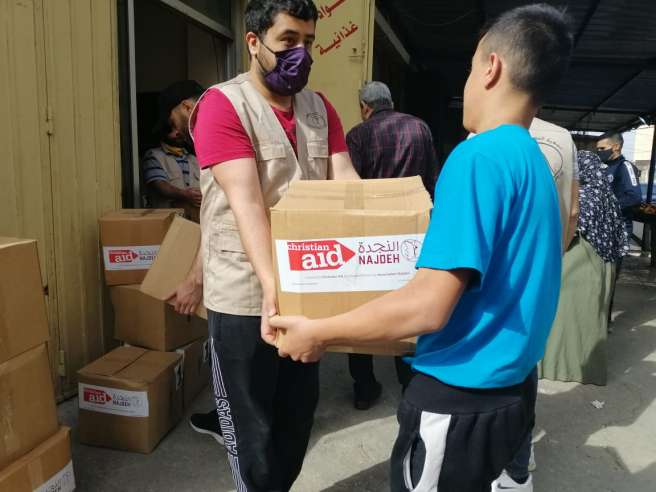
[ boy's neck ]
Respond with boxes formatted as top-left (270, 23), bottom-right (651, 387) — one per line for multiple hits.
top-left (248, 63), bottom-right (293, 111)
top-left (475, 92), bottom-right (537, 134)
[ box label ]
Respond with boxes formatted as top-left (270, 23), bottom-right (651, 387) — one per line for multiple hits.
top-left (35, 460), bottom-right (76, 492)
top-left (78, 383), bottom-right (149, 417)
top-left (174, 361), bottom-right (184, 390)
top-left (102, 245), bottom-right (160, 271)
top-left (275, 234), bottom-right (424, 293)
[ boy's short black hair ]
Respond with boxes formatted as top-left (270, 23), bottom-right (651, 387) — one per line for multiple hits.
top-left (598, 131), bottom-right (624, 148)
top-left (245, 0), bottom-right (318, 36)
top-left (480, 3), bottom-right (573, 105)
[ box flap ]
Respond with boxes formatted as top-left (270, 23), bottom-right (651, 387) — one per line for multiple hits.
top-left (117, 350), bottom-right (181, 383)
top-left (272, 177), bottom-right (432, 212)
top-left (99, 209), bottom-right (183, 222)
top-left (78, 346), bottom-right (148, 377)
top-left (140, 216), bottom-right (207, 318)
top-left (0, 237), bottom-right (36, 249)
top-left (0, 427), bottom-right (72, 489)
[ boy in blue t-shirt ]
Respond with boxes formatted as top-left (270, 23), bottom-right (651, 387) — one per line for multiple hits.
top-left (271, 4), bottom-right (573, 491)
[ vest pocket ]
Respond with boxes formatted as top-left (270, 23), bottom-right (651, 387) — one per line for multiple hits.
top-left (256, 142), bottom-right (286, 162)
top-left (216, 222), bottom-right (247, 259)
top-left (307, 140), bottom-right (329, 179)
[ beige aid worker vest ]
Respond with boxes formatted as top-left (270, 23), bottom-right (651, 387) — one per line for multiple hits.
top-left (190, 73), bottom-right (330, 315)
top-left (529, 118), bottom-right (577, 249)
top-left (145, 146), bottom-right (201, 209)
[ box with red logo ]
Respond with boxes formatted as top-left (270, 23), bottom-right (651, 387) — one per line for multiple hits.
top-left (271, 177), bottom-right (432, 356)
top-left (0, 427), bottom-right (75, 492)
top-left (99, 209), bottom-right (182, 286)
top-left (0, 238), bottom-right (49, 365)
top-left (111, 284), bottom-right (207, 351)
top-left (77, 346), bottom-right (183, 453)
top-left (176, 338), bottom-right (211, 409)
top-left (0, 344), bottom-right (59, 470)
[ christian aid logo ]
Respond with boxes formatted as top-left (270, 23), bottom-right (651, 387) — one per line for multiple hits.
top-left (84, 387), bottom-right (112, 405)
top-left (108, 249), bottom-right (139, 264)
top-left (287, 240), bottom-right (355, 271)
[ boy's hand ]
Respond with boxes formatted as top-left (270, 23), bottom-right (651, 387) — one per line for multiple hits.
top-left (269, 315), bottom-right (325, 363)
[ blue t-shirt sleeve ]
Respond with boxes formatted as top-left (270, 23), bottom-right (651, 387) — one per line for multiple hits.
top-left (416, 146), bottom-right (509, 288)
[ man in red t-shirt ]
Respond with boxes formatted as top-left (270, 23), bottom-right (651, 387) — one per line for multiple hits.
top-left (168, 1), bottom-right (359, 491)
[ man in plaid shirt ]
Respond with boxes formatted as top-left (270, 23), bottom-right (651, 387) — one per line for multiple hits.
top-left (347, 81), bottom-right (439, 197)
top-left (345, 81), bottom-right (440, 410)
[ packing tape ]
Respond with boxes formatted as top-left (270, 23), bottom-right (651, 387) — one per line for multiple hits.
top-left (344, 182), bottom-right (364, 210)
top-left (284, 186), bottom-right (426, 201)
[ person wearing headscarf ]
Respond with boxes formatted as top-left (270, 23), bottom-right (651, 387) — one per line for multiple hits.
top-left (539, 150), bottom-right (628, 385)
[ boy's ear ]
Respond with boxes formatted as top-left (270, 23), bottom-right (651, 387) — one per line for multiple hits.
top-left (484, 52), bottom-right (503, 90)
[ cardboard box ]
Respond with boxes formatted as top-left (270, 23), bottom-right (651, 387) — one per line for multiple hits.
top-left (0, 427), bottom-right (75, 492)
top-left (140, 216), bottom-right (207, 318)
top-left (176, 338), bottom-right (210, 409)
top-left (78, 346), bottom-right (183, 453)
top-left (99, 209), bottom-right (182, 286)
top-left (0, 238), bottom-right (49, 364)
top-left (111, 284), bottom-right (207, 351)
top-left (0, 344), bottom-right (58, 470)
top-left (271, 177), bottom-right (432, 355)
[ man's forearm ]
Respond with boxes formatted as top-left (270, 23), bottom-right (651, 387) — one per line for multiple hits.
top-left (307, 269), bottom-right (469, 346)
top-left (187, 247), bottom-right (203, 286)
top-left (329, 152), bottom-right (361, 180)
top-left (232, 201), bottom-right (276, 294)
top-left (150, 180), bottom-right (187, 201)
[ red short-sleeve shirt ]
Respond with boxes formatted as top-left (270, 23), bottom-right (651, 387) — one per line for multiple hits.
top-left (192, 88), bottom-right (348, 169)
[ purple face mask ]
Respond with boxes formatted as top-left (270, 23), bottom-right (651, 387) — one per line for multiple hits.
top-left (258, 41), bottom-right (313, 96)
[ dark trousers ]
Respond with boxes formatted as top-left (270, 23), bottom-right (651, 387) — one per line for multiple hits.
top-left (348, 354), bottom-right (414, 390)
top-left (504, 369), bottom-right (539, 483)
top-left (208, 310), bottom-right (320, 492)
top-left (608, 256), bottom-right (623, 323)
top-left (390, 369), bottom-right (537, 492)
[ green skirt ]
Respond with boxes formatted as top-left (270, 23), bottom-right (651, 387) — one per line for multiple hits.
top-left (538, 236), bottom-right (614, 385)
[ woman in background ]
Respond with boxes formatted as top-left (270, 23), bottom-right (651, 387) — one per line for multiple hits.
top-left (539, 150), bottom-right (628, 385)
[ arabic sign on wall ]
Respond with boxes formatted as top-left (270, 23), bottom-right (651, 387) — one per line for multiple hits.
top-left (308, 0), bottom-right (375, 133)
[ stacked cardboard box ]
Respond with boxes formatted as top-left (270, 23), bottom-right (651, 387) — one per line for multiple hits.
top-left (0, 238), bottom-right (75, 491)
top-left (78, 346), bottom-right (183, 453)
top-left (86, 213), bottom-right (209, 454)
top-left (99, 208), bottom-right (182, 286)
top-left (137, 216), bottom-right (211, 408)
top-left (110, 284), bottom-right (207, 351)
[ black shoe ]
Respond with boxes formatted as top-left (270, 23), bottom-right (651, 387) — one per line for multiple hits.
top-left (189, 410), bottom-right (224, 445)
top-left (353, 381), bottom-right (382, 410)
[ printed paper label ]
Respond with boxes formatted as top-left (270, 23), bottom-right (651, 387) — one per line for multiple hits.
top-left (275, 234), bottom-right (424, 293)
top-left (103, 245), bottom-right (160, 271)
top-left (78, 383), bottom-right (149, 417)
top-left (174, 361), bottom-right (184, 390)
top-left (35, 460), bottom-right (76, 492)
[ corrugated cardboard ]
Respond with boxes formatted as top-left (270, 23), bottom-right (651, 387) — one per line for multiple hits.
top-left (176, 338), bottom-right (210, 409)
top-left (99, 209), bottom-right (182, 286)
top-left (140, 216), bottom-right (207, 319)
top-left (111, 284), bottom-right (207, 351)
top-left (0, 238), bottom-right (49, 365)
top-left (271, 177), bottom-right (432, 356)
top-left (0, 344), bottom-right (58, 470)
top-left (0, 427), bottom-right (75, 492)
top-left (77, 346), bottom-right (183, 453)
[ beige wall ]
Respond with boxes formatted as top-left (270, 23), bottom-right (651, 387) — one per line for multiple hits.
top-left (0, 0), bottom-right (121, 398)
top-left (308, 0), bottom-right (375, 133)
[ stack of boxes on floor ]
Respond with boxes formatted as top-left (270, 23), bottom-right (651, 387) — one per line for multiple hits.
top-left (0, 238), bottom-right (76, 491)
top-left (77, 210), bottom-right (210, 454)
